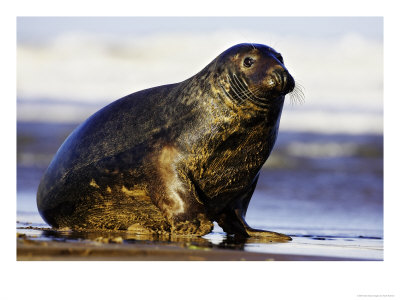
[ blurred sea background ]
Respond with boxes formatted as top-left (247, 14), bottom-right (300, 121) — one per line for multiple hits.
top-left (16, 17), bottom-right (383, 258)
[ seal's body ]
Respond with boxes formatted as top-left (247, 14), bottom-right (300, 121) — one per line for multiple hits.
top-left (37, 43), bottom-right (295, 240)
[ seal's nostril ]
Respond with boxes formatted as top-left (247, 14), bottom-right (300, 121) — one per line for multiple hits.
top-left (272, 71), bottom-right (282, 85)
top-left (271, 70), bottom-right (286, 89)
top-left (269, 69), bottom-right (295, 95)
top-left (282, 73), bottom-right (287, 89)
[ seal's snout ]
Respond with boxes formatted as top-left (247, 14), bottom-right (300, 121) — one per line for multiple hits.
top-left (268, 69), bottom-right (295, 96)
top-left (281, 70), bottom-right (295, 95)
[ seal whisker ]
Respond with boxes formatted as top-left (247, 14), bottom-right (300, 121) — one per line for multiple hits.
top-left (219, 83), bottom-right (236, 102)
top-left (233, 75), bottom-right (276, 109)
top-left (248, 86), bottom-right (269, 102)
top-left (232, 74), bottom-right (250, 94)
top-left (227, 74), bottom-right (245, 94)
top-left (231, 77), bottom-right (271, 108)
top-left (248, 87), bottom-right (264, 100)
top-left (234, 75), bottom-right (253, 95)
top-left (228, 83), bottom-right (248, 103)
top-left (288, 82), bottom-right (305, 105)
top-left (226, 74), bottom-right (249, 103)
top-left (225, 75), bottom-right (269, 109)
top-left (232, 74), bottom-right (254, 99)
top-left (220, 78), bottom-right (250, 103)
top-left (233, 74), bottom-right (267, 103)
top-left (239, 78), bottom-right (268, 102)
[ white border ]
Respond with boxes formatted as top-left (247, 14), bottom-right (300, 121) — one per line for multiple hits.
top-left (3, 1), bottom-right (399, 299)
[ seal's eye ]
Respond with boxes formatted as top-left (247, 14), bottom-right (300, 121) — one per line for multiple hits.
top-left (243, 57), bottom-right (255, 68)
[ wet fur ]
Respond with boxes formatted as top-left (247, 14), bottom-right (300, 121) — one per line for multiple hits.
top-left (37, 43), bottom-right (295, 238)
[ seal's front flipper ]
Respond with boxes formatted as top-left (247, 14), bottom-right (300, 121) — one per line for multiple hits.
top-left (234, 209), bottom-right (292, 241)
top-left (215, 175), bottom-right (292, 241)
top-left (245, 228), bottom-right (292, 241)
top-left (216, 207), bottom-right (291, 241)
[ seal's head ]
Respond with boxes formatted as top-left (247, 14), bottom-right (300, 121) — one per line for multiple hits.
top-left (216, 43), bottom-right (295, 109)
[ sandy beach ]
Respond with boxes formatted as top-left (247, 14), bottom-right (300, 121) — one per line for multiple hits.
top-left (16, 224), bottom-right (382, 261)
top-left (17, 238), bottom-right (364, 261)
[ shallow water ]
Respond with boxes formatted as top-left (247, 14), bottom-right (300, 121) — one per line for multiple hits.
top-left (16, 122), bottom-right (383, 260)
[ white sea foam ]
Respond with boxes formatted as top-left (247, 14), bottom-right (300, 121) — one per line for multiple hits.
top-left (17, 30), bottom-right (383, 134)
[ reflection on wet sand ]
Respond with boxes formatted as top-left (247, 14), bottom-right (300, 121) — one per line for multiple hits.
top-left (17, 225), bottom-right (290, 250)
top-left (16, 224), bottom-right (381, 261)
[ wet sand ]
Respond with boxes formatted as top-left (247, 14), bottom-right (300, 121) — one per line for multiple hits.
top-left (16, 225), bottom-right (381, 261)
top-left (17, 238), bottom-right (359, 261)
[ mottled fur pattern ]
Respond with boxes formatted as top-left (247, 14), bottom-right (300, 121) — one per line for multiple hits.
top-left (37, 43), bottom-right (295, 240)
